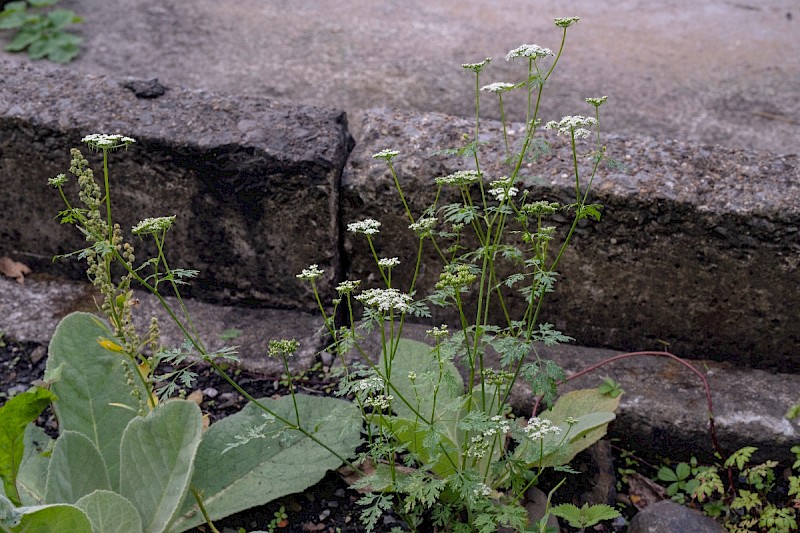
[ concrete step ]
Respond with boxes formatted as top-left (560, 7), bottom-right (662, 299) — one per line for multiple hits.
top-left (1, 276), bottom-right (797, 464)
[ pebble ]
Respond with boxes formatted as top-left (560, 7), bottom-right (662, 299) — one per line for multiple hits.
top-left (318, 509), bottom-right (330, 521)
top-left (203, 387), bottom-right (219, 398)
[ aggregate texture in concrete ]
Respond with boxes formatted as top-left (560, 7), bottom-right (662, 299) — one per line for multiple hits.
top-left (5, 0), bottom-right (796, 154)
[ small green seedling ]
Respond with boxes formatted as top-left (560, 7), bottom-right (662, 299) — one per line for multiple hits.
top-left (550, 502), bottom-right (620, 532)
top-left (0, 0), bottom-right (82, 63)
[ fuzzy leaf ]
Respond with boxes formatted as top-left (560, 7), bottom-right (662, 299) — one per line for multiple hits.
top-left (75, 490), bottom-right (142, 533)
top-left (16, 425), bottom-right (51, 506)
top-left (45, 312), bottom-right (148, 491)
top-left (537, 388), bottom-right (619, 467)
top-left (383, 338), bottom-right (464, 424)
top-left (170, 395), bottom-right (360, 532)
top-left (0, 493), bottom-right (92, 533)
top-left (119, 400), bottom-right (202, 533)
top-left (0, 387), bottom-right (55, 506)
top-left (376, 416), bottom-right (460, 478)
top-left (44, 431), bottom-right (110, 504)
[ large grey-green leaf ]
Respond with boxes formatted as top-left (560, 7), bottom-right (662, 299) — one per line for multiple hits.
top-left (44, 431), bottom-right (110, 504)
top-left (45, 312), bottom-right (147, 489)
top-left (119, 400), bottom-right (202, 533)
top-left (17, 423), bottom-right (55, 506)
top-left (16, 425), bottom-right (52, 506)
top-left (382, 338), bottom-right (464, 424)
top-left (171, 395), bottom-right (361, 532)
top-left (0, 495), bottom-right (92, 533)
top-left (539, 387), bottom-right (620, 467)
top-left (515, 388), bottom-right (620, 469)
top-left (75, 490), bottom-right (142, 533)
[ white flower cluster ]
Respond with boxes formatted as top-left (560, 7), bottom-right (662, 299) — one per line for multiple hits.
top-left (524, 417), bottom-right (562, 441)
top-left (132, 216), bottom-right (176, 236)
top-left (505, 44), bottom-right (553, 62)
top-left (372, 149), bottom-right (399, 161)
top-left (554, 17), bottom-right (580, 28)
top-left (426, 324), bottom-right (449, 341)
top-left (336, 280), bottom-right (361, 295)
top-left (462, 57), bottom-right (491, 73)
top-left (544, 115), bottom-right (598, 139)
top-left (378, 257), bottom-right (400, 268)
top-left (467, 415), bottom-right (512, 459)
top-left (435, 170), bottom-right (481, 187)
top-left (488, 177), bottom-right (518, 202)
top-left (473, 483), bottom-right (492, 498)
top-left (347, 218), bottom-right (381, 235)
top-left (354, 288), bottom-right (412, 313)
top-left (585, 95), bottom-right (608, 107)
top-left (296, 264), bottom-right (324, 281)
top-left (81, 133), bottom-right (136, 151)
top-left (480, 82), bottom-right (515, 94)
top-left (353, 376), bottom-right (385, 393)
top-left (363, 394), bottom-right (393, 411)
top-left (409, 216), bottom-right (437, 235)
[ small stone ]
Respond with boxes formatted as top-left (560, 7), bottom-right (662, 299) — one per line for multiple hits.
top-left (203, 387), bottom-right (219, 398)
top-left (318, 509), bottom-right (330, 521)
top-left (320, 351), bottom-right (334, 366)
top-left (120, 78), bottom-right (167, 98)
top-left (628, 500), bottom-right (725, 533)
top-left (29, 345), bottom-right (46, 365)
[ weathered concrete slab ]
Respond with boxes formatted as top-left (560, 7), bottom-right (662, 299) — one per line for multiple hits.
top-left (0, 58), bottom-right (353, 310)
top-left (342, 109), bottom-right (800, 370)
top-left (0, 276), bottom-right (323, 375)
top-left (352, 322), bottom-right (800, 464)
top-left (2, 276), bottom-right (797, 462)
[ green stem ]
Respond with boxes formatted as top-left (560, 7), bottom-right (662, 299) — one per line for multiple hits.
top-left (190, 486), bottom-right (221, 533)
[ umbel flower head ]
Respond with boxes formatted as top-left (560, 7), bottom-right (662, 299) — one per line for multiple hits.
top-left (297, 264), bottom-right (324, 281)
top-left (347, 218), bottom-right (381, 235)
top-left (505, 44), bottom-right (553, 62)
top-left (81, 134), bottom-right (136, 151)
top-left (268, 339), bottom-right (300, 358)
top-left (354, 288), bottom-right (412, 313)
top-left (462, 57), bottom-right (491, 73)
top-left (585, 95), bottom-right (609, 107)
top-left (132, 216), bottom-right (176, 236)
top-left (481, 82), bottom-right (516, 94)
top-left (544, 115), bottom-right (598, 139)
top-left (554, 16), bottom-right (580, 28)
top-left (372, 149), bottom-right (399, 161)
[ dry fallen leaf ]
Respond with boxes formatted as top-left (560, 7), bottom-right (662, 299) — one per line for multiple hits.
top-left (0, 256), bottom-right (32, 284)
top-left (626, 471), bottom-right (668, 511)
top-left (187, 389), bottom-right (204, 406)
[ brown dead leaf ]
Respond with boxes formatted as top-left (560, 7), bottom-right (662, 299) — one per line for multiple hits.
top-left (0, 256), bottom-right (32, 284)
top-left (338, 459), bottom-right (418, 494)
top-left (626, 472), bottom-right (667, 511)
top-left (187, 389), bottom-right (204, 406)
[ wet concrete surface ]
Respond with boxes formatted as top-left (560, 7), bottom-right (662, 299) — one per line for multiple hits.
top-left (3, 0), bottom-right (798, 153)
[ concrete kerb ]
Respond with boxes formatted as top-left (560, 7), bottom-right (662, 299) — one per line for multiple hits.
top-left (342, 108), bottom-right (800, 370)
top-left (2, 59), bottom-right (799, 461)
top-left (0, 58), bottom-right (353, 311)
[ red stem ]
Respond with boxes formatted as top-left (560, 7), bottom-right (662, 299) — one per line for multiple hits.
top-left (532, 350), bottom-right (733, 493)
